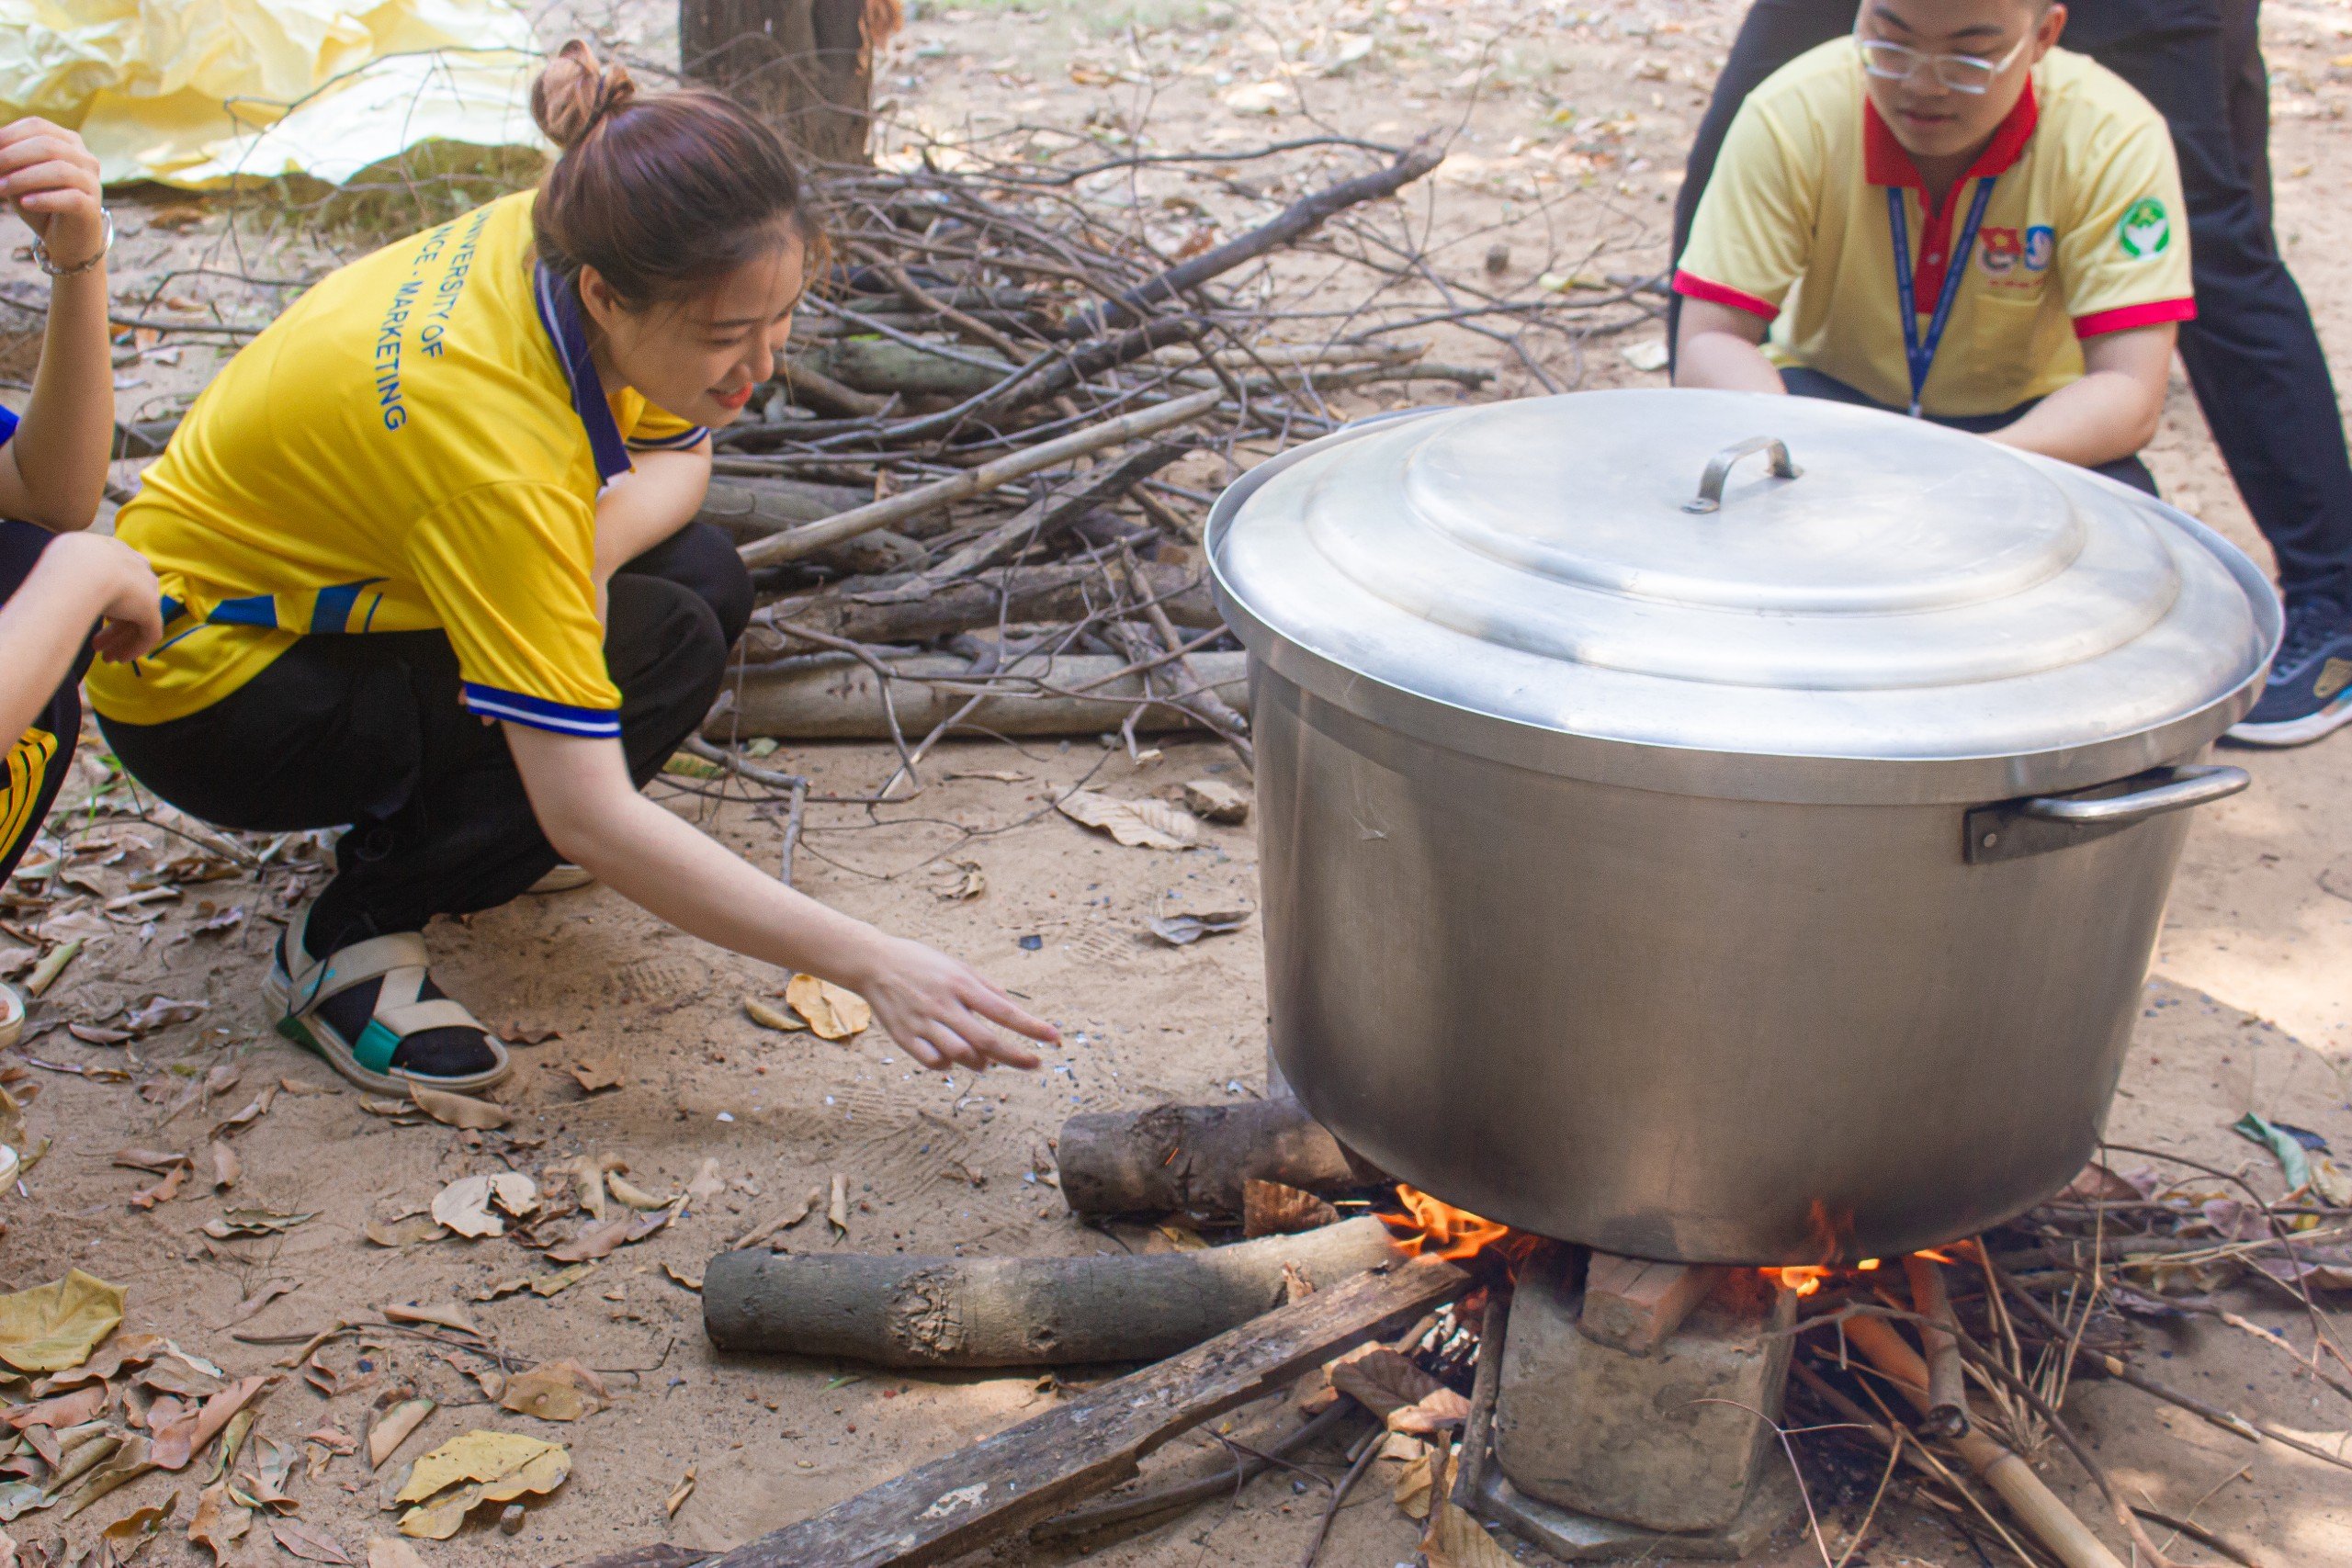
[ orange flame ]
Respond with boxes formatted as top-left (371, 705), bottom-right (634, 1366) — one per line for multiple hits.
top-left (1379, 1185), bottom-right (1510, 1262)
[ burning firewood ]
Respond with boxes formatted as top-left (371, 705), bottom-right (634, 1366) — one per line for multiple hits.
top-left (1055, 1097), bottom-right (1374, 1221)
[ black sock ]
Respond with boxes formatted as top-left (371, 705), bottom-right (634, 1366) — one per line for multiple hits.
top-left (285, 929), bottom-right (498, 1078)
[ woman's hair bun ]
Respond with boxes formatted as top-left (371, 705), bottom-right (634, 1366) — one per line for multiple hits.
top-left (532, 39), bottom-right (638, 152)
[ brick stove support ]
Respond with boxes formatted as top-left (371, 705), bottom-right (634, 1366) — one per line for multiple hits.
top-left (1490, 1249), bottom-right (1798, 1548)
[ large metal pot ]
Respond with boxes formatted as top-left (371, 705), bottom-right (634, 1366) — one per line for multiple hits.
top-left (1209, 390), bottom-right (2279, 1265)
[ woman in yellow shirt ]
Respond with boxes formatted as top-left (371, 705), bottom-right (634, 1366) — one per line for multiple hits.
top-left (94, 44), bottom-right (1057, 1093)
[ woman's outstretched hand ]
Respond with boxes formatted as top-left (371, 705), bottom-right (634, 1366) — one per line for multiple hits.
top-left (848, 935), bottom-right (1057, 1072)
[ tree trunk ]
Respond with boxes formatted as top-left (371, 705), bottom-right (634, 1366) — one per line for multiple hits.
top-left (679, 0), bottom-right (896, 165)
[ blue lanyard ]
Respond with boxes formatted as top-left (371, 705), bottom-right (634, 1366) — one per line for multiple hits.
top-left (1887, 176), bottom-right (1996, 418)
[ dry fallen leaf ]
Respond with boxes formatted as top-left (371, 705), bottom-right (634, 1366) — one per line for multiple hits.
top-left (188, 1478), bottom-right (252, 1562)
top-left (497, 1359), bottom-right (609, 1423)
top-left (408, 1086), bottom-right (509, 1131)
top-left (365, 1214), bottom-right (448, 1248)
top-left (553, 1155), bottom-right (606, 1222)
top-left (742, 996), bottom-right (806, 1034)
top-left (604, 1171), bottom-right (673, 1212)
top-left (383, 1302), bottom-right (482, 1337)
top-left (216, 1279), bottom-right (300, 1328)
top-left (786, 974), bottom-right (872, 1041)
top-left (368, 1397), bottom-right (435, 1469)
top-left (395, 1431), bottom-right (570, 1540)
top-left (1419, 1447), bottom-right (1517, 1568)
top-left (828, 1172), bottom-right (849, 1237)
top-left (203, 1207), bottom-right (315, 1239)
top-left (271, 1518), bottom-right (354, 1564)
top-left (934, 859), bottom-right (986, 900)
top-left (685, 1157), bottom-right (726, 1207)
top-left (244, 1433), bottom-right (300, 1511)
top-left (1329, 1349), bottom-right (1443, 1419)
top-left (0, 1269), bottom-right (124, 1372)
top-left (1243, 1179), bottom-right (1339, 1236)
top-left (566, 1058), bottom-right (624, 1093)
top-left (1393, 1439), bottom-right (1436, 1519)
top-left (101, 1497), bottom-right (175, 1552)
top-left (1388, 1386), bottom-right (1473, 1435)
top-left (209, 1140), bottom-right (241, 1191)
top-left (665, 1464), bottom-right (696, 1517)
top-left (429, 1173), bottom-right (537, 1240)
top-left (545, 1207), bottom-right (670, 1265)
top-left (367, 1539), bottom-right (429, 1568)
top-left (662, 1263), bottom-right (704, 1292)
top-left (1055, 789), bottom-right (1200, 850)
top-left (1147, 908), bottom-right (1254, 946)
top-left (732, 1190), bottom-right (820, 1250)
top-left (128, 1163), bottom-right (191, 1211)
top-left (151, 1374), bottom-right (271, 1470)
top-left (0, 1382), bottom-right (105, 1429)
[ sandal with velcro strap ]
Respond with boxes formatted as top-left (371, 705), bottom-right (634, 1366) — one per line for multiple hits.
top-left (263, 904), bottom-right (511, 1095)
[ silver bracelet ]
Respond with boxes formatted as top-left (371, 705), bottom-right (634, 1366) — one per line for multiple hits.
top-left (33, 209), bottom-right (112, 277)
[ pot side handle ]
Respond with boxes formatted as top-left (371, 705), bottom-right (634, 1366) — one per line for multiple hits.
top-left (1964, 764), bottom-right (2249, 864)
top-left (2018, 764), bottom-right (2250, 825)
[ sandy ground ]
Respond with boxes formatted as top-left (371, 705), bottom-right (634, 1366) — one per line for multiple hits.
top-left (5, 0), bottom-right (2352, 1562)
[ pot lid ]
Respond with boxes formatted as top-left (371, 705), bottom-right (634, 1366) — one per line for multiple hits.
top-left (1209, 389), bottom-right (2280, 804)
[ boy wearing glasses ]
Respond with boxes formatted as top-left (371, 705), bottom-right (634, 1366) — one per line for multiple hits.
top-left (1672, 0), bottom-right (2189, 493)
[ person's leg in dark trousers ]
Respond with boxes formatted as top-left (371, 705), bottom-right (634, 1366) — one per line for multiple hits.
top-left (0, 522), bottom-right (95, 884)
top-left (2064, 0), bottom-right (2352, 610)
top-left (616, 519), bottom-right (753, 650)
top-left (101, 570), bottom-right (730, 1074)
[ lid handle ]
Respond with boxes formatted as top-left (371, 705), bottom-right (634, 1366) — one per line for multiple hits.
top-left (1683, 435), bottom-right (1802, 514)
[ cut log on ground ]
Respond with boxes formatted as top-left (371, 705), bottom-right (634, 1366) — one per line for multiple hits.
top-left (697, 476), bottom-right (875, 535)
top-left (705, 651), bottom-right (1249, 741)
top-left (700, 1256), bottom-right (1469, 1568)
top-left (1057, 1097), bottom-right (1370, 1220)
top-left (741, 558), bottom-right (1218, 651)
top-left (703, 1213), bottom-right (1403, 1367)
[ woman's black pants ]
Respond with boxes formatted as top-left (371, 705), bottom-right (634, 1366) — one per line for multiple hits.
top-left (101, 524), bottom-right (752, 959)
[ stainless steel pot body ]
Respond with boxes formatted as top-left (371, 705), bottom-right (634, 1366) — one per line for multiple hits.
top-left (1253, 669), bottom-right (2201, 1263)
top-left (1210, 393), bottom-right (2281, 1266)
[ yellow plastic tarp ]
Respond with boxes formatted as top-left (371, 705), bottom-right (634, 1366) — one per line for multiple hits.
top-left (0, 0), bottom-right (546, 187)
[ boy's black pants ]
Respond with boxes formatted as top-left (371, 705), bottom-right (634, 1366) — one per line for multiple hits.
top-left (1670, 0), bottom-right (2352, 608)
top-left (0, 521), bottom-right (92, 885)
top-left (101, 524), bottom-right (752, 959)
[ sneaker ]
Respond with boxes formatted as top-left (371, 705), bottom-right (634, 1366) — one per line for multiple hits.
top-left (2229, 596), bottom-right (2352, 747)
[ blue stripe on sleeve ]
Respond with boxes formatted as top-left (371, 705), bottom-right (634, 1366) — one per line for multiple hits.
top-left (625, 426), bottom-right (710, 452)
top-left (460, 682), bottom-right (622, 738)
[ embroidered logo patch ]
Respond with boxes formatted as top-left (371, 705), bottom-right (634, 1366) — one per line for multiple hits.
top-left (1978, 227), bottom-right (2022, 274)
top-left (2119, 197), bottom-right (2171, 260)
top-left (2023, 225), bottom-right (2055, 271)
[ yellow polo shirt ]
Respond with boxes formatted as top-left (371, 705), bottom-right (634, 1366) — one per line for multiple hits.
top-left (1674, 41), bottom-right (2194, 418)
top-left (89, 190), bottom-right (707, 735)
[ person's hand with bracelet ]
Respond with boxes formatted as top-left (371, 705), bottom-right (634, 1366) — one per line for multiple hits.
top-left (0, 118), bottom-right (115, 534)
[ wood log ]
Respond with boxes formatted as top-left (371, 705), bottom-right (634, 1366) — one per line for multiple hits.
top-left (777, 355), bottom-right (888, 417)
top-left (1057, 1098), bottom-right (1365, 1220)
top-left (558, 1550), bottom-right (713, 1568)
top-left (1578, 1254), bottom-right (1720, 1356)
top-left (743, 558), bottom-right (1219, 651)
top-left (800, 338), bottom-right (1015, 399)
top-left (704, 650), bottom-right (1250, 741)
top-left (699, 475), bottom-right (874, 532)
top-left (1905, 1253), bottom-right (1969, 1438)
top-left (702, 1256), bottom-right (1469, 1568)
top-left (703, 1214), bottom-right (1403, 1367)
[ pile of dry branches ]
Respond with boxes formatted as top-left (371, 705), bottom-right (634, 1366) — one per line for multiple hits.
top-left (687, 127), bottom-right (1668, 822)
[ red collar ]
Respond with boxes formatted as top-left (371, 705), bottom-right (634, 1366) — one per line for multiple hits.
top-left (1863, 75), bottom-right (2039, 195)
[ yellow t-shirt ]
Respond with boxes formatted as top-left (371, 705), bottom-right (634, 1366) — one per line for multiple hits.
top-left (89, 190), bottom-right (707, 735)
top-left (1674, 42), bottom-right (2195, 418)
